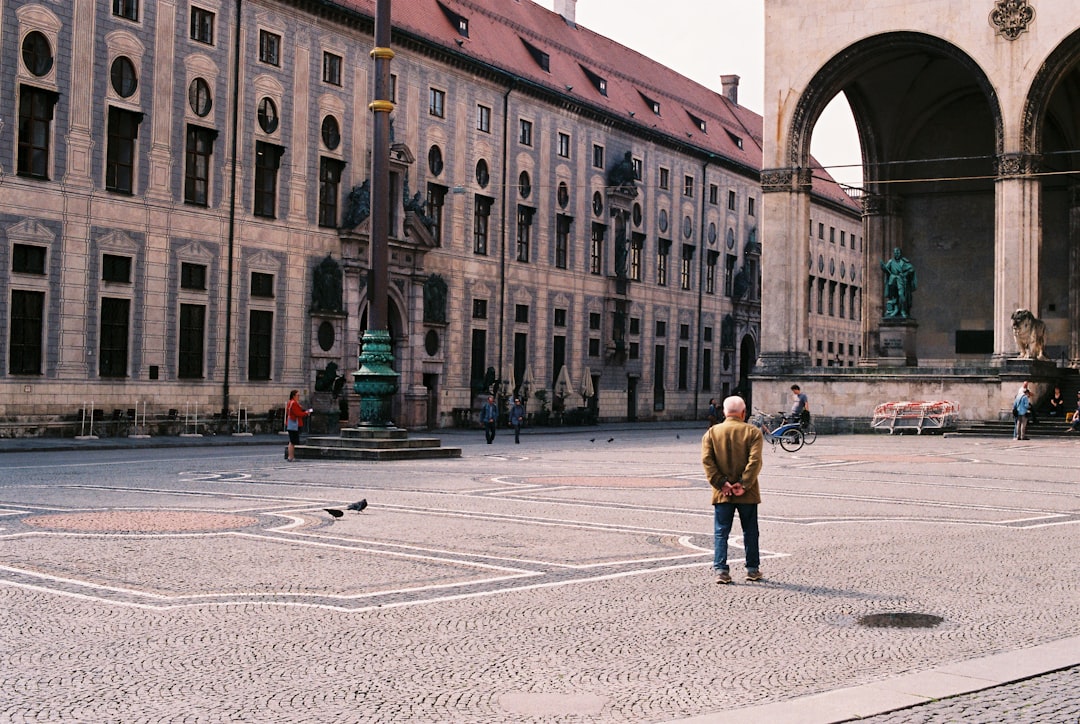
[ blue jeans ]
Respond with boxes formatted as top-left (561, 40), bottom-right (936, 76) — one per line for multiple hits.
top-left (713, 502), bottom-right (760, 572)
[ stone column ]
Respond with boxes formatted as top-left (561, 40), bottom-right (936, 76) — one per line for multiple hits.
top-left (993, 153), bottom-right (1040, 361)
top-left (1069, 185), bottom-right (1080, 365)
top-left (147, 0), bottom-right (176, 201)
top-left (758, 167), bottom-right (812, 372)
top-left (861, 193), bottom-right (904, 360)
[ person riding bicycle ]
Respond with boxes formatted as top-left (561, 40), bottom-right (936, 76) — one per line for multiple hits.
top-left (785, 384), bottom-right (811, 429)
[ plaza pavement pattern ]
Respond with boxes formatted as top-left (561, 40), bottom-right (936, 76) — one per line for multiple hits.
top-left (0, 428), bottom-right (1077, 722)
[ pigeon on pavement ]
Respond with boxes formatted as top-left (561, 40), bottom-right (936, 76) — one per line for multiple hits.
top-left (323, 508), bottom-right (344, 518)
top-left (347, 499), bottom-right (368, 512)
top-left (607, 437), bottom-right (615, 443)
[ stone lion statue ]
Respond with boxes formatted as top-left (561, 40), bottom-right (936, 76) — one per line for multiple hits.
top-left (1011, 309), bottom-right (1047, 360)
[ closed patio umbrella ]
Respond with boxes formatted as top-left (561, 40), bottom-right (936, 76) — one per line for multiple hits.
top-left (580, 367), bottom-right (595, 402)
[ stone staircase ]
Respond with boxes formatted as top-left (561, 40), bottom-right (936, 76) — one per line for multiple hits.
top-left (295, 426), bottom-right (461, 460)
top-left (954, 416), bottom-right (1075, 439)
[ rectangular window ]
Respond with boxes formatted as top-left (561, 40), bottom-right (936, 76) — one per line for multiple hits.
top-left (474, 195), bottom-right (492, 255)
top-left (184, 125), bottom-right (214, 206)
top-left (709, 184), bottom-right (718, 205)
top-left (470, 328), bottom-right (487, 391)
top-left (629, 235), bottom-right (643, 281)
top-left (840, 230), bottom-right (846, 247)
top-left (748, 197), bottom-right (755, 216)
top-left (319, 157), bottom-right (344, 228)
top-left (683, 175), bottom-right (694, 198)
top-left (426, 183), bottom-right (447, 245)
top-left (680, 245), bottom-right (693, 290)
top-left (190, 6), bottom-right (215, 44)
top-left (9, 290), bottom-right (44, 375)
top-left (830, 226), bottom-right (836, 243)
top-left (817, 279), bottom-right (825, 314)
top-left (99, 297), bottom-right (130, 377)
top-left (680, 324), bottom-right (690, 340)
top-left (633, 157), bottom-right (642, 180)
top-left (519, 119), bottom-right (533, 146)
top-left (253, 141), bottom-right (284, 218)
top-left (653, 344), bottom-right (665, 411)
top-left (555, 214), bottom-right (571, 269)
top-left (12, 244), bottom-right (47, 275)
top-left (706, 251), bottom-right (718, 294)
top-left (659, 167), bottom-right (669, 190)
top-left (113, 0), bottom-right (138, 21)
top-left (657, 241), bottom-right (669, 286)
top-left (181, 262), bottom-right (206, 290)
top-left (724, 254), bottom-right (736, 296)
top-left (259, 30), bottom-right (281, 65)
top-left (516, 206), bottom-right (533, 262)
top-left (590, 224), bottom-right (604, 275)
top-left (17, 86), bottom-right (57, 180)
top-left (551, 335), bottom-right (566, 387)
top-left (589, 312), bottom-right (601, 330)
top-left (629, 318), bottom-right (640, 335)
top-left (102, 254), bottom-right (132, 283)
top-left (247, 309), bottom-right (272, 380)
top-left (702, 348), bottom-right (712, 391)
top-left (472, 299), bottom-right (487, 319)
top-left (678, 346), bottom-right (689, 390)
top-left (106, 107), bottom-right (140, 194)
top-left (554, 308), bottom-right (567, 327)
top-left (322, 52), bottom-right (342, 85)
top-left (850, 288), bottom-right (857, 319)
top-left (178, 303), bottom-right (205, 379)
top-left (515, 304), bottom-right (529, 324)
top-left (390, 74), bottom-right (397, 103)
top-left (588, 339), bottom-right (601, 357)
top-left (818, 223), bottom-right (825, 239)
top-left (477, 104), bottom-right (491, 133)
top-left (828, 281), bottom-right (837, 316)
top-left (558, 132), bottom-right (570, 158)
top-left (629, 341), bottom-right (639, 359)
top-left (251, 272), bottom-right (274, 298)
top-left (592, 144), bottom-right (604, 169)
top-left (727, 190), bottom-right (736, 210)
top-left (429, 88), bottom-right (445, 118)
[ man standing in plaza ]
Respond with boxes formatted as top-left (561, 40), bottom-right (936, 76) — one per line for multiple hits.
top-left (701, 396), bottom-right (764, 584)
top-left (480, 395), bottom-right (498, 444)
top-left (789, 384), bottom-right (810, 427)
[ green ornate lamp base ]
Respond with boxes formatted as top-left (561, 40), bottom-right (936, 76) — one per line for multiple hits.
top-left (353, 329), bottom-right (400, 427)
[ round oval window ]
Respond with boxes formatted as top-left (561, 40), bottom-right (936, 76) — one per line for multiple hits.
top-left (424, 329), bottom-right (440, 356)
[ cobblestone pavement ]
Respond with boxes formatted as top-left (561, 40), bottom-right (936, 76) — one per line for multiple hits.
top-left (852, 665), bottom-right (1080, 723)
top-left (0, 428), bottom-right (1078, 722)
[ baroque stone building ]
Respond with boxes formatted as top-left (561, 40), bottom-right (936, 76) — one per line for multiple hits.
top-left (1, 0), bottom-right (858, 430)
top-left (759, 0), bottom-right (1080, 419)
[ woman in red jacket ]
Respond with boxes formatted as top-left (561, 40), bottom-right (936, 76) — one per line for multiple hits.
top-left (285, 389), bottom-right (312, 461)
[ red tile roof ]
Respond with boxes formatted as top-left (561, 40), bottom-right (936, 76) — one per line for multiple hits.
top-left (326, 0), bottom-right (859, 211)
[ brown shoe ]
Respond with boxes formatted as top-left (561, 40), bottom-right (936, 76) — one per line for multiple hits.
top-left (715, 571), bottom-right (732, 584)
top-left (746, 570), bottom-right (764, 582)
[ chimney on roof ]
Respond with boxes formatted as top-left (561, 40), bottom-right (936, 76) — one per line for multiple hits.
top-left (554, 0), bottom-right (577, 25)
top-left (720, 75), bottom-right (740, 105)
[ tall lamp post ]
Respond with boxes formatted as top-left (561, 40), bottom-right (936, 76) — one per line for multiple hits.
top-left (353, 0), bottom-right (400, 427)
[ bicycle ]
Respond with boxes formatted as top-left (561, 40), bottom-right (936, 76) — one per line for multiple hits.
top-left (748, 410), bottom-right (805, 452)
top-left (800, 415), bottom-right (817, 444)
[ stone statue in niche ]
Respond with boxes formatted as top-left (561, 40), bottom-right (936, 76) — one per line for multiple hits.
top-left (402, 174), bottom-right (436, 232)
top-left (310, 255), bottom-right (343, 313)
top-left (732, 268), bottom-right (749, 301)
top-left (607, 151), bottom-right (637, 191)
top-left (614, 215), bottom-right (629, 279)
top-left (315, 361), bottom-right (339, 392)
top-left (423, 274), bottom-right (448, 324)
top-left (721, 314), bottom-right (736, 349)
top-left (341, 180), bottom-right (371, 229)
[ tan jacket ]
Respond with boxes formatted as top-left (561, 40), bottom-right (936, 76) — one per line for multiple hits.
top-left (701, 416), bottom-right (764, 505)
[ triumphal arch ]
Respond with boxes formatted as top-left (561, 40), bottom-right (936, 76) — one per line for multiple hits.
top-left (756, 0), bottom-right (1080, 421)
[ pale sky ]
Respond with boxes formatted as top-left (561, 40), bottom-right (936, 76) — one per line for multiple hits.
top-left (537, 0), bottom-right (864, 187)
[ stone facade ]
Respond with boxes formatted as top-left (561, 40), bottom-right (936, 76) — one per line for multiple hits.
top-left (760, 0), bottom-right (1080, 420)
top-left (1, 0), bottom-right (859, 430)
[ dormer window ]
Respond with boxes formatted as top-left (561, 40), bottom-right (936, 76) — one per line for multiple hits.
top-left (726, 129), bottom-right (744, 149)
top-left (520, 38), bottom-right (550, 73)
top-left (580, 65), bottom-right (608, 97)
top-left (638, 91), bottom-right (661, 116)
top-left (437, 1), bottom-right (469, 38)
top-left (687, 111), bottom-right (706, 133)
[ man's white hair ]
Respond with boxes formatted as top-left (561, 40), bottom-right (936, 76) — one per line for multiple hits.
top-left (722, 396), bottom-right (746, 416)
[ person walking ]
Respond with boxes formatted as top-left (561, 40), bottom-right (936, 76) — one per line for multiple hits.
top-left (701, 395), bottom-right (764, 584)
top-left (510, 396), bottom-right (526, 444)
top-left (707, 398), bottom-right (719, 427)
top-left (480, 395), bottom-right (499, 444)
top-left (285, 389), bottom-right (312, 462)
top-left (1013, 383), bottom-right (1032, 440)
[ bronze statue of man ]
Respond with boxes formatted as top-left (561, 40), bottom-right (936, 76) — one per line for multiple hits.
top-left (880, 247), bottom-right (917, 318)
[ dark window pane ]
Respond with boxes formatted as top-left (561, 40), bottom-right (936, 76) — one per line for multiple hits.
top-left (178, 303), bottom-right (205, 378)
top-left (9, 290), bottom-right (45, 375)
top-left (12, 244), bottom-right (47, 274)
top-left (180, 262), bottom-right (206, 290)
top-left (251, 271), bottom-right (274, 297)
top-left (248, 309), bottom-right (273, 380)
top-left (102, 254), bottom-right (132, 283)
top-left (99, 297), bottom-right (130, 377)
